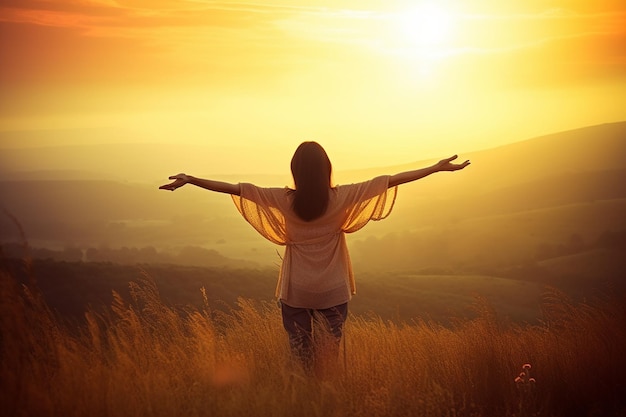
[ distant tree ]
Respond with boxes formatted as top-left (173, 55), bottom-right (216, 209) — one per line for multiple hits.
top-left (85, 247), bottom-right (100, 262)
top-left (176, 245), bottom-right (235, 267)
top-left (59, 246), bottom-right (83, 262)
top-left (117, 247), bottom-right (134, 264)
top-left (31, 247), bottom-right (57, 260)
top-left (0, 242), bottom-right (26, 259)
top-left (138, 246), bottom-right (159, 263)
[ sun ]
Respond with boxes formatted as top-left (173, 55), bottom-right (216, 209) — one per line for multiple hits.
top-left (386, 3), bottom-right (459, 82)
top-left (397, 4), bottom-right (456, 47)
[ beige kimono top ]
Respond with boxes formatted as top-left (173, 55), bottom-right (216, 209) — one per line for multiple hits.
top-left (232, 175), bottom-right (397, 309)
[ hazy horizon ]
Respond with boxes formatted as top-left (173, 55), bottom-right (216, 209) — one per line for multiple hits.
top-left (1, 121), bottom-right (624, 185)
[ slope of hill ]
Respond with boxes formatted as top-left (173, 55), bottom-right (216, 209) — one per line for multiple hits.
top-left (351, 198), bottom-right (626, 272)
top-left (449, 121), bottom-right (626, 192)
top-left (338, 121), bottom-right (626, 191)
top-left (459, 168), bottom-right (626, 217)
top-left (537, 248), bottom-right (626, 292)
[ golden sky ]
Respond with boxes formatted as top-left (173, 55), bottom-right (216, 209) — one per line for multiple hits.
top-left (1, 0), bottom-right (625, 173)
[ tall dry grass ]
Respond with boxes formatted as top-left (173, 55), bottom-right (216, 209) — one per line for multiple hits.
top-left (1, 260), bottom-right (625, 417)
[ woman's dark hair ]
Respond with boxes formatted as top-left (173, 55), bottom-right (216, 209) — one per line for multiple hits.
top-left (290, 141), bottom-right (332, 221)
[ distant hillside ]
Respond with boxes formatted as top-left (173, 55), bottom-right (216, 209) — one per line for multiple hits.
top-left (3, 258), bottom-right (544, 324)
top-left (537, 247), bottom-right (626, 292)
top-left (435, 121), bottom-right (626, 193)
top-left (338, 121), bottom-right (626, 190)
top-left (447, 168), bottom-right (626, 220)
top-left (352, 198), bottom-right (626, 273)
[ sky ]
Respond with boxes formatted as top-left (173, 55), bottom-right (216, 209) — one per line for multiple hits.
top-left (1, 0), bottom-right (625, 174)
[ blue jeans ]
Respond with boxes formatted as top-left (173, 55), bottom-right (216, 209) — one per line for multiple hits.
top-left (280, 302), bottom-right (348, 369)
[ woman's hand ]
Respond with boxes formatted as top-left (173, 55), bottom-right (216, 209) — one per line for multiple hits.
top-left (436, 155), bottom-right (471, 172)
top-left (159, 173), bottom-right (191, 191)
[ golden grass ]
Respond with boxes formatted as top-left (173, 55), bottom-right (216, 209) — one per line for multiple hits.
top-left (1, 263), bottom-right (625, 417)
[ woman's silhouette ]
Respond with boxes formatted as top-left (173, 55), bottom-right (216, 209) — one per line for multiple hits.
top-left (160, 141), bottom-right (469, 372)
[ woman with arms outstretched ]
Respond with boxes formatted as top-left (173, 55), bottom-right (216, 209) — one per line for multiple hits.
top-left (160, 141), bottom-right (469, 372)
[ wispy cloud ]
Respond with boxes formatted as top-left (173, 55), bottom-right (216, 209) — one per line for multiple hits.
top-left (0, 0), bottom-right (334, 32)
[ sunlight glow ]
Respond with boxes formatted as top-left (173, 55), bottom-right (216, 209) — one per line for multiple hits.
top-left (387, 3), bottom-right (460, 83)
top-left (398, 4), bottom-right (456, 47)
top-left (1, 0), bottom-right (624, 169)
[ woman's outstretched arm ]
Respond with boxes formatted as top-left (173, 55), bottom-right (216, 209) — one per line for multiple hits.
top-left (159, 173), bottom-right (241, 195)
top-left (388, 155), bottom-right (470, 187)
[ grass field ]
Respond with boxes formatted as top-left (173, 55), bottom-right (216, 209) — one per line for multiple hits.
top-left (351, 273), bottom-right (544, 324)
top-left (2, 262), bottom-right (625, 417)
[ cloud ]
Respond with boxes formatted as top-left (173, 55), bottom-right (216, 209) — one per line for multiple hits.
top-left (0, 1), bottom-right (289, 89)
top-left (0, 0), bottom-right (328, 32)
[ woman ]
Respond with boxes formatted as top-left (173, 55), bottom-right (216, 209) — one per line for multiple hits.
top-left (160, 142), bottom-right (469, 370)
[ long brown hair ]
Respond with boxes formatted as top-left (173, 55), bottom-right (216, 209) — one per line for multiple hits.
top-left (290, 141), bottom-right (332, 221)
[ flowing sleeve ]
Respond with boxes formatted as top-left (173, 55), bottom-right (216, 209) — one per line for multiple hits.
top-left (231, 183), bottom-right (288, 245)
top-left (340, 175), bottom-right (397, 233)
